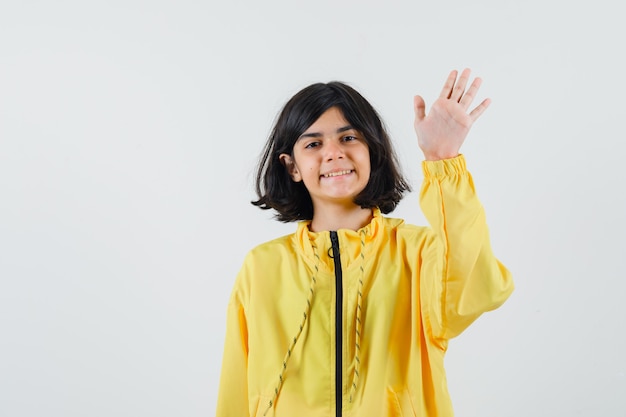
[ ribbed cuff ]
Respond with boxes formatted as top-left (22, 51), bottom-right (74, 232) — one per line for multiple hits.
top-left (422, 154), bottom-right (467, 179)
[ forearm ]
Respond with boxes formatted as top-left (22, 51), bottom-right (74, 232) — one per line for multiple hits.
top-left (419, 155), bottom-right (513, 341)
top-left (216, 293), bottom-right (250, 416)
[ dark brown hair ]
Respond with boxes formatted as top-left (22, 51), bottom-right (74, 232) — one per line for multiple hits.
top-left (252, 81), bottom-right (410, 222)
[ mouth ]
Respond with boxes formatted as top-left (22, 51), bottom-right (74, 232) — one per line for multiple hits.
top-left (321, 169), bottom-right (354, 178)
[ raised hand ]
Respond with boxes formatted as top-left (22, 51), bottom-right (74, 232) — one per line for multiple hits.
top-left (414, 68), bottom-right (490, 161)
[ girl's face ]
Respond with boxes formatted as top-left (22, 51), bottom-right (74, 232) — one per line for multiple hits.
top-left (279, 106), bottom-right (371, 211)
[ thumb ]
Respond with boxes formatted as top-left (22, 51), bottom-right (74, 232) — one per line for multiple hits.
top-left (413, 95), bottom-right (426, 123)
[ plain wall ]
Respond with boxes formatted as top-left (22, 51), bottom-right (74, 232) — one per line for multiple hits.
top-left (1, 0), bottom-right (624, 416)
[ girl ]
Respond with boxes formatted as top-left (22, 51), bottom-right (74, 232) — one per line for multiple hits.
top-left (216, 69), bottom-right (514, 417)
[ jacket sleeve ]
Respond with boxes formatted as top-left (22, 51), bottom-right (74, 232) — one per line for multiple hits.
top-left (216, 285), bottom-right (250, 416)
top-left (419, 155), bottom-right (514, 345)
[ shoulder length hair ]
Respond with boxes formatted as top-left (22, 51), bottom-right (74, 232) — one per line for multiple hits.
top-left (252, 81), bottom-right (410, 222)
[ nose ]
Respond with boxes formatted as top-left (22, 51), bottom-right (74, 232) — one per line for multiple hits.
top-left (324, 140), bottom-right (344, 161)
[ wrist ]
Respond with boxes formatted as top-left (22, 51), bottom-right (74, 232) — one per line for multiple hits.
top-left (422, 154), bottom-right (467, 178)
top-left (422, 152), bottom-right (459, 161)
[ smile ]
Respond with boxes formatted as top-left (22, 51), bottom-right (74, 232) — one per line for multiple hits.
top-left (322, 170), bottom-right (353, 178)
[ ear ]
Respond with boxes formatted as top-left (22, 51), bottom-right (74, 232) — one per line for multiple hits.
top-left (279, 153), bottom-right (302, 182)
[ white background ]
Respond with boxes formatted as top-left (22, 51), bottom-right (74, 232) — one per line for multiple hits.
top-left (1, 0), bottom-right (624, 416)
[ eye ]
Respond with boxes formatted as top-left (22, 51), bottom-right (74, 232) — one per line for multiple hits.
top-left (342, 135), bottom-right (358, 142)
top-left (304, 141), bottom-right (321, 149)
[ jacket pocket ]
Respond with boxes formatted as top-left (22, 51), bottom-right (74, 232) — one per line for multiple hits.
top-left (387, 387), bottom-right (417, 417)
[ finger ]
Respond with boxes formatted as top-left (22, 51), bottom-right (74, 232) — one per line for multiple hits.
top-left (469, 98), bottom-right (491, 122)
top-left (438, 70), bottom-right (458, 99)
top-left (413, 95), bottom-right (426, 122)
top-left (459, 77), bottom-right (482, 110)
top-left (450, 68), bottom-right (471, 102)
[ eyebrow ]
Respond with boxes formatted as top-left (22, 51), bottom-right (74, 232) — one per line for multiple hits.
top-left (298, 125), bottom-right (355, 140)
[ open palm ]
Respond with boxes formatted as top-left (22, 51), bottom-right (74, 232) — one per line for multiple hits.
top-left (414, 68), bottom-right (490, 161)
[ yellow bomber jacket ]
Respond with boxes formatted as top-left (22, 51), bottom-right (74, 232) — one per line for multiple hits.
top-left (217, 155), bottom-right (514, 417)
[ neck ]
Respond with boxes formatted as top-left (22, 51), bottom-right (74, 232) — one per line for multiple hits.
top-left (309, 205), bottom-right (373, 232)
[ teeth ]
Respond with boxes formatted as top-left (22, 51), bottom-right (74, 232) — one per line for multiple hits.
top-left (323, 170), bottom-right (352, 178)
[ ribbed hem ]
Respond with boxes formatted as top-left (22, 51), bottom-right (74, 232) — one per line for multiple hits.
top-left (421, 154), bottom-right (467, 179)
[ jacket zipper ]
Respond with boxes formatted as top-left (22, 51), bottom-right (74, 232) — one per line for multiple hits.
top-left (330, 231), bottom-right (342, 417)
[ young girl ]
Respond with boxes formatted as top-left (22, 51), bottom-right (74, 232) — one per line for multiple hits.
top-left (216, 69), bottom-right (514, 417)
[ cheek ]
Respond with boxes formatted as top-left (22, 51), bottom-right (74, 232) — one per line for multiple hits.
top-left (303, 165), bottom-right (318, 177)
top-left (299, 166), bottom-right (318, 183)
top-left (361, 153), bottom-right (372, 176)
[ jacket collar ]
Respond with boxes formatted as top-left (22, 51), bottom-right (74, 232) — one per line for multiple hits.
top-left (294, 208), bottom-right (383, 272)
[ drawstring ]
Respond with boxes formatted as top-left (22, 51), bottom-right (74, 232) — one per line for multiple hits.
top-left (349, 229), bottom-right (366, 403)
top-left (263, 229), bottom-right (367, 414)
top-left (263, 241), bottom-right (321, 416)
